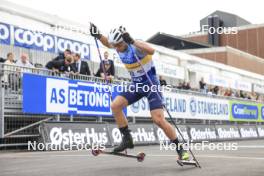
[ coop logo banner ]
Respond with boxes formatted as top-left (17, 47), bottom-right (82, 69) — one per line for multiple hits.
top-left (23, 73), bottom-right (117, 116)
top-left (230, 101), bottom-right (259, 121)
top-left (0, 23), bottom-right (10, 44)
top-left (56, 37), bottom-right (90, 59)
top-left (13, 26), bottom-right (55, 53)
top-left (0, 22), bottom-right (90, 59)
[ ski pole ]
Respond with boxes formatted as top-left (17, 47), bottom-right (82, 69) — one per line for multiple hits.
top-left (94, 37), bottom-right (114, 100)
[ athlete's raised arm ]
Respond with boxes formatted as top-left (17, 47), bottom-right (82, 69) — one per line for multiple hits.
top-left (133, 40), bottom-right (155, 55)
top-left (90, 23), bottom-right (112, 48)
top-left (120, 27), bottom-right (155, 55)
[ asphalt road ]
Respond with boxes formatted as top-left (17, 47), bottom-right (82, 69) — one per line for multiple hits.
top-left (1, 140), bottom-right (264, 176)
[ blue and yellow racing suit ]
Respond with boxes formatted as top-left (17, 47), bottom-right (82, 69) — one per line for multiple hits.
top-left (118, 45), bottom-right (163, 110)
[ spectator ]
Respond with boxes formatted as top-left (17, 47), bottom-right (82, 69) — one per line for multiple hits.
top-left (3, 53), bottom-right (16, 85)
top-left (16, 53), bottom-right (34, 68)
top-left (213, 86), bottom-right (219, 95)
top-left (250, 91), bottom-right (258, 100)
top-left (218, 87), bottom-right (225, 96)
top-left (159, 76), bottom-right (167, 86)
top-left (231, 90), bottom-right (236, 97)
top-left (224, 88), bottom-right (232, 97)
top-left (177, 82), bottom-right (183, 89)
top-left (246, 92), bottom-right (253, 100)
top-left (0, 56), bottom-right (6, 63)
top-left (10, 53), bottom-right (33, 90)
top-left (234, 90), bottom-right (240, 98)
top-left (182, 81), bottom-right (186, 89)
top-left (46, 55), bottom-right (75, 73)
top-left (199, 77), bottom-right (207, 93)
top-left (5, 53), bottom-right (15, 65)
top-left (71, 53), bottom-right (91, 75)
top-left (95, 51), bottom-right (115, 80)
top-left (256, 94), bottom-right (264, 102)
top-left (182, 82), bottom-right (191, 90)
top-left (53, 49), bottom-right (72, 61)
top-left (239, 90), bottom-right (246, 99)
top-left (207, 87), bottom-right (213, 95)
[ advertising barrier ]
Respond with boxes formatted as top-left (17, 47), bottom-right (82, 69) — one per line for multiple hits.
top-left (127, 91), bottom-right (230, 121)
top-left (256, 125), bottom-right (264, 138)
top-left (261, 104), bottom-right (264, 121)
top-left (108, 124), bottom-right (157, 145)
top-left (229, 100), bottom-right (264, 122)
top-left (154, 125), bottom-right (189, 142)
top-left (22, 73), bottom-right (263, 122)
top-left (187, 125), bottom-right (217, 142)
top-left (215, 125), bottom-right (241, 140)
top-left (23, 73), bottom-right (126, 116)
top-left (39, 122), bottom-right (112, 150)
top-left (0, 23), bottom-right (11, 45)
top-left (238, 125), bottom-right (258, 139)
top-left (39, 122), bottom-right (264, 150)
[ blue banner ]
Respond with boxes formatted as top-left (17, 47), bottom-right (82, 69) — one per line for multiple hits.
top-left (261, 106), bottom-right (264, 120)
top-left (56, 37), bottom-right (90, 59)
top-left (0, 23), bottom-right (10, 45)
top-left (0, 22), bottom-right (90, 60)
top-left (23, 73), bottom-right (125, 116)
top-left (14, 26), bottom-right (55, 53)
top-left (231, 103), bottom-right (258, 120)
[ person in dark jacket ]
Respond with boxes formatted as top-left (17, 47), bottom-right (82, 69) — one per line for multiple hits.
top-left (159, 76), bottom-right (167, 86)
top-left (199, 77), bottom-right (206, 90)
top-left (0, 57), bottom-right (6, 63)
top-left (182, 82), bottom-right (191, 90)
top-left (71, 53), bottom-right (91, 75)
top-left (46, 55), bottom-right (75, 73)
top-left (53, 49), bottom-right (72, 61)
top-left (95, 51), bottom-right (115, 80)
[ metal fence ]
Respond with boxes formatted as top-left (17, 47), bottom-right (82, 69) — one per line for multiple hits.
top-left (0, 44), bottom-right (131, 80)
top-left (0, 63), bottom-right (263, 147)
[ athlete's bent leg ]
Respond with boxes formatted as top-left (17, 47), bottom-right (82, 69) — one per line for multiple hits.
top-left (111, 95), bottom-right (134, 152)
top-left (111, 96), bottom-right (129, 128)
top-left (150, 108), bottom-right (189, 160)
top-left (150, 108), bottom-right (176, 140)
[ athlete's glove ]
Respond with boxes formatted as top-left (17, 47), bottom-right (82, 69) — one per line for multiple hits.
top-left (90, 23), bottom-right (102, 39)
top-left (119, 26), bottom-right (134, 44)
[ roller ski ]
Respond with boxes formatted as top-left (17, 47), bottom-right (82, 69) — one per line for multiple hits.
top-left (91, 149), bottom-right (145, 162)
top-left (176, 150), bottom-right (200, 168)
top-left (92, 133), bottom-right (145, 162)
